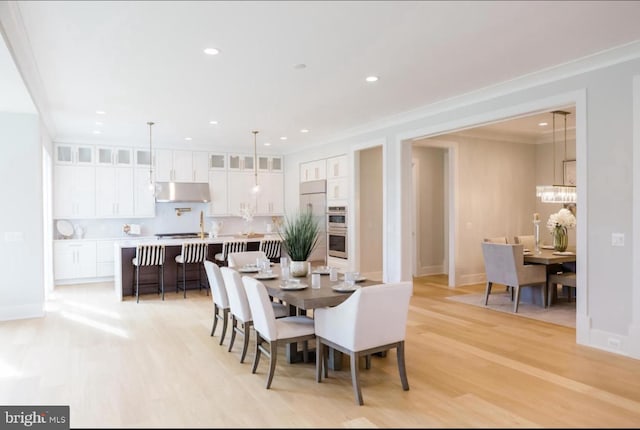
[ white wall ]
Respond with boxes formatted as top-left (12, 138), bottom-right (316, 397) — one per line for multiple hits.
top-left (0, 112), bottom-right (44, 320)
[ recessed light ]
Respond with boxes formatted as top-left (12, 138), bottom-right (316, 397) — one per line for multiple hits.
top-left (209, 120), bottom-right (218, 125)
top-left (95, 121), bottom-right (103, 126)
top-left (300, 129), bottom-right (309, 133)
top-left (280, 136), bottom-right (287, 141)
top-left (263, 142), bottom-right (271, 146)
top-left (96, 110), bottom-right (106, 115)
top-left (92, 130), bottom-right (101, 135)
top-left (365, 76), bottom-right (379, 83)
top-left (538, 122), bottom-right (548, 126)
top-left (203, 48), bottom-right (219, 55)
top-left (293, 63), bottom-right (307, 70)
top-left (184, 137), bottom-right (192, 141)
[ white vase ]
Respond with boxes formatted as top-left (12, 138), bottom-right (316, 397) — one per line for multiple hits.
top-left (290, 261), bottom-right (310, 277)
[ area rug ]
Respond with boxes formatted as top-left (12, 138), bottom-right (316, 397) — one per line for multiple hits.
top-left (446, 291), bottom-right (576, 328)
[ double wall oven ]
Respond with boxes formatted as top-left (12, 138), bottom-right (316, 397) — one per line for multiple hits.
top-left (327, 206), bottom-right (347, 259)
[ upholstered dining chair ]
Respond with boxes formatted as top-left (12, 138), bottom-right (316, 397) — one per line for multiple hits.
top-left (132, 243), bottom-right (166, 304)
top-left (481, 242), bottom-right (547, 313)
top-left (227, 251), bottom-right (268, 269)
top-left (483, 236), bottom-right (508, 244)
top-left (514, 235), bottom-right (535, 251)
top-left (242, 276), bottom-right (315, 389)
top-left (175, 241), bottom-right (208, 298)
top-left (258, 238), bottom-right (282, 262)
top-left (204, 260), bottom-right (230, 345)
top-left (314, 282), bottom-right (413, 406)
top-left (214, 239), bottom-right (247, 266)
top-left (220, 267), bottom-right (288, 363)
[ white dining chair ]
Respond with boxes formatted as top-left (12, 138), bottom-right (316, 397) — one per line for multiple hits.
top-left (314, 282), bottom-right (412, 406)
top-left (242, 276), bottom-right (315, 389)
top-left (204, 260), bottom-right (230, 345)
top-left (481, 242), bottom-right (547, 312)
top-left (227, 251), bottom-right (268, 269)
top-left (220, 267), bottom-right (288, 363)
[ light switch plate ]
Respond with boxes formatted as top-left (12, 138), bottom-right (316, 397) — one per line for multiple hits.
top-left (611, 233), bottom-right (625, 247)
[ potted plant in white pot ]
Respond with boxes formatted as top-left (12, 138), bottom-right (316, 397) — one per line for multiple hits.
top-left (278, 211), bottom-right (319, 277)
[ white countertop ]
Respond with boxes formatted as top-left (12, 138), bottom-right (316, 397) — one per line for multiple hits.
top-left (115, 234), bottom-right (280, 248)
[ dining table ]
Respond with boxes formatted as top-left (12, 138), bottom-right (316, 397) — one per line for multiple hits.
top-left (523, 246), bottom-right (576, 306)
top-left (239, 263), bottom-right (379, 369)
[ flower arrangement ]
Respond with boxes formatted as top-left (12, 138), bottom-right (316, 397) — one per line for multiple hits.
top-left (546, 208), bottom-right (576, 232)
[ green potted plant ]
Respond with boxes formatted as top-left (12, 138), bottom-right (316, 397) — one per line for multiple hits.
top-left (278, 211), bottom-right (320, 277)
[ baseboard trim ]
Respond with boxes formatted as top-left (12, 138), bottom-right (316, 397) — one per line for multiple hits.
top-left (0, 303), bottom-right (44, 322)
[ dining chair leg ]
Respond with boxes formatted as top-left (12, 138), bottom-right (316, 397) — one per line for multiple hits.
top-left (483, 281), bottom-right (493, 305)
top-left (240, 322), bottom-right (251, 364)
top-left (211, 304), bottom-right (219, 336)
top-left (219, 308), bottom-right (229, 345)
top-left (365, 355), bottom-right (372, 369)
top-left (513, 286), bottom-right (521, 313)
top-left (315, 338), bottom-right (323, 382)
top-left (252, 334), bottom-right (262, 374)
top-left (228, 316), bottom-right (237, 352)
top-left (350, 352), bottom-right (364, 406)
top-left (266, 340), bottom-right (278, 389)
top-left (397, 341), bottom-right (410, 391)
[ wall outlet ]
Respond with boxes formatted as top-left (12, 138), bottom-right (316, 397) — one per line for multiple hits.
top-left (608, 337), bottom-right (621, 349)
top-left (611, 233), bottom-right (625, 247)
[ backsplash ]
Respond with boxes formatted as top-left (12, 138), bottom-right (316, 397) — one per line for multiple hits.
top-left (53, 202), bottom-right (283, 240)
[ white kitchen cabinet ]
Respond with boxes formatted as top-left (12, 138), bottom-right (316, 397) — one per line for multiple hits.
top-left (96, 240), bottom-right (116, 277)
top-left (258, 155), bottom-right (283, 172)
top-left (134, 149), bottom-right (152, 167)
top-left (133, 168), bottom-right (156, 217)
top-left (207, 170), bottom-right (228, 216)
top-left (327, 177), bottom-right (348, 203)
top-left (300, 159), bottom-right (326, 182)
top-left (97, 147), bottom-right (132, 166)
top-left (209, 153), bottom-right (226, 170)
top-left (256, 172), bottom-right (284, 215)
top-left (227, 171), bottom-right (256, 215)
top-left (95, 166), bottom-right (134, 217)
top-left (53, 165), bottom-right (96, 218)
top-left (327, 154), bottom-right (348, 178)
top-left (228, 154), bottom-right (254, 171)
top-left (55, 144), bottom-right (94, 165)
top-left (155, 149), bottom-right (208, 182)
top-left (54, 240), bottom-right (97, 281)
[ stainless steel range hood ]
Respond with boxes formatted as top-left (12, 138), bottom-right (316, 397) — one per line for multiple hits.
top-left (155, 182), bottom-right (211, 203)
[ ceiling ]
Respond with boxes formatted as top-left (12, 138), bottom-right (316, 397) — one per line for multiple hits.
top-left (4, 1), bottom-right (640, 153)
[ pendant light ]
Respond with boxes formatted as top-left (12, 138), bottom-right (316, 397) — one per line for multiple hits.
top-left (147, 121), bottom-right (155, 194)
top-left (251, 130), bottom-right (260, 194)
top-left (536, 110), bottom-right (576, 203)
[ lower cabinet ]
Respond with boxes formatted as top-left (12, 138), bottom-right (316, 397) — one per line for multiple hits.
top-left (54, 240), bottom-right (97, 281)
top-left (96, 240), bottom-right (116, 277)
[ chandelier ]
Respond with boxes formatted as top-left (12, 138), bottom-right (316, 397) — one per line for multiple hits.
top-left (536, 110), bottom-right (576, 203)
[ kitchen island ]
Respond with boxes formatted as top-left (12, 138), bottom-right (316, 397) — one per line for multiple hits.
top-left (114, 234), bottom-right (279, 300)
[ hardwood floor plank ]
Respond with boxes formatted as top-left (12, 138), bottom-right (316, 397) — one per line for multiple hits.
top-left (1, 279), bottom-right (640, 428)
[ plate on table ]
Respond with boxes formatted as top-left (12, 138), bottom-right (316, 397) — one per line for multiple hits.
top-left (332, 283), bottom-right (361, 293)
top-left (238, 265), bottom-right (259, 273)
top-left (541, 245), bottom-right (555, 250)
top-left (523, 251), bottom-right (532, 256)
top-left (254, 273), bottom-right (278, 280)
top-left (339, 275), bottom-right (367, 283)
top-left (552, 251), bottom-right (575, 256)
top-left (280, 282), bottom-right (308, 291)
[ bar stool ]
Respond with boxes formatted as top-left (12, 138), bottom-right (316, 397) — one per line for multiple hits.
top-left (132, 244), bottom-right (166, 303)
top-left (214, 239), bottom-right (247, 267)
top-left (175, 241), bottom-right (208, 298)
top-left (259, 238), bottom-right (282, 262)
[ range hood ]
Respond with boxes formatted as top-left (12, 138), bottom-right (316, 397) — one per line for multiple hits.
top-left (155, 182), bottom-right (211, 203)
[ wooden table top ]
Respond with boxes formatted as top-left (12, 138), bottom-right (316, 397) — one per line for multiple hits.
top-left (245, 264), bottom-right (379, 310)
top-left (523, 247), bottom-right (577, 265)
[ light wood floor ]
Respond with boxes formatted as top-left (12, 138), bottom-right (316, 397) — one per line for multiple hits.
top-left (1, 276), bottom-right (640, 428)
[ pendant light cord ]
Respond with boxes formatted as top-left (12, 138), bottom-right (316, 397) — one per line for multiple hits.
top-left (252, 130), bottom-right (258, 187)
top-left (147, 121), bottom-right (154, 184)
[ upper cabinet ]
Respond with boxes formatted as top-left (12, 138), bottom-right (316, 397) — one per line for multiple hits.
top-left (53, 165), bottom-right (96, 218)
top-left (228, 154), bottom-right (254, 171)
top-left (134, 149), bottom-right (152, 167)
top-left (300, 159), bottom-right (326, 182)
top-left (155, 149), bottom-right (208, 183)
top-left (96, 147), bottom-right (132, 166)
top-left (327, 155), bottom-right (348, 179)
top-left (258, 155), bottom-right (283, 172)
top-left (209, 153), bottom-right (227, 171)
top-left (55, 144), bottom-right (94, 165)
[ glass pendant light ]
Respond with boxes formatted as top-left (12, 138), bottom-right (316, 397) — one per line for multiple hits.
top-left (536, 110), bottom-right (576, 203)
